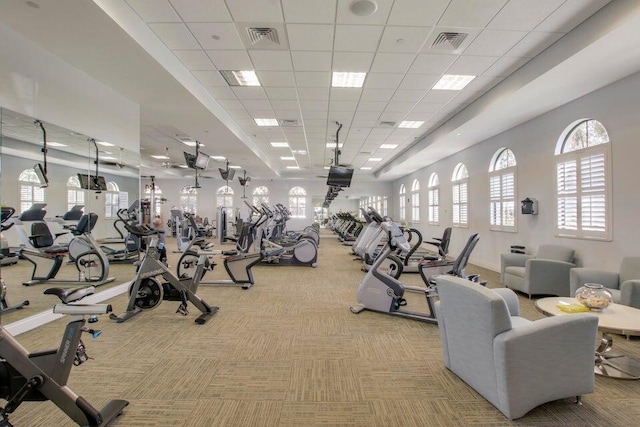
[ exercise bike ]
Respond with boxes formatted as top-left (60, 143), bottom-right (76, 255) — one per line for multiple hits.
top-left (0, 286), bottom-right (128, 426)
top-left (109, 222), bottom-right (218, 325)
top-left (0, 208), bottom-right (29, 315)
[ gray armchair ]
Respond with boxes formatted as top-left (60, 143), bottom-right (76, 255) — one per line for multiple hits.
top-left (435, 275), bottom-right (598, 420)
top-left (570, 257), bottom-right (640, 309)
top-left (501, 244), bottom-right (575, 297)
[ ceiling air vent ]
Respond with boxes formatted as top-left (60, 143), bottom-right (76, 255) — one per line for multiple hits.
top-left (431, 32), bottom-right (468, 50)
top-left (379, 121), bottom-right (396, 127)
top-left (247, 27), bottom-right (279, 45)
top-left (279, 119), bottom-right (299, 127)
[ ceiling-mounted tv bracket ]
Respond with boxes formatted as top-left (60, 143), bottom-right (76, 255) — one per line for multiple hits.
top-left (88, 138), bottom-right (102, 193)
top-left (334, 121), bottom-right (343, 166)
top-left (33, 120), bottom-right (49, 187)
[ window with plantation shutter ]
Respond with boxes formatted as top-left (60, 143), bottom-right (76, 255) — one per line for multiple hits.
top-left (399, 184), bottom-right (406, 221)
top-left (289, 186), bottom-right (306, 218)
top-left (555, 119), bottom-right (611, 240)
top-left (105, 182), bottom-right (119, 219)
top-left (452, 164), bottom-right (469, 228)
top-left (428, 173), bottom-right (439, 225)
top-left (411, 179), bottom-right (420, 222)
top-left (18, 169), bottom-right (46, 213)
top-left (489, 148), bottom-right (517, 232)
top-left (66, 176), bottom-right (86, 213)
top-left (252, 186), bottom-right (270, 207)
top-left (180, 186), bottom-right (198, 214)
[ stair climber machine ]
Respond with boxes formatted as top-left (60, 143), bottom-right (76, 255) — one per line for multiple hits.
top-left (350, 220), bottom-right (438, 323)
top-left (0, 285), bottom-right (128, 426)
top-left (109, 222), bottom-right (218, 325)
top-left (1, 208), bottom-right (29, 314)
top-left (258, 206), bottom-right (318, 268)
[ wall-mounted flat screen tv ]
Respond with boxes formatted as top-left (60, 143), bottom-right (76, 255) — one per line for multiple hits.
top-left (326, 165), bottom-right (354, 188)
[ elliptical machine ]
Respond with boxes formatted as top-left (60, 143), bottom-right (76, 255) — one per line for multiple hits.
top-left (0, 285), bottom-right (128, 426)
top-left (109, 222), bottom-right (218, 325)
top-left (0, 207), bottom-right (29, 315)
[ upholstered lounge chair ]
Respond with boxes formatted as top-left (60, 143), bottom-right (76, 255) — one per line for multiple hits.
top-left (570, 257), bottom-right (640, 309)
top-left (434, 275), bottom-right (598, 420)
top-left (501, 244), bottom-right (575, 297)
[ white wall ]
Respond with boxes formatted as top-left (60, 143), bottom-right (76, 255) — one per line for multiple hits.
top-left (393, 70), bottom-right (640, 272)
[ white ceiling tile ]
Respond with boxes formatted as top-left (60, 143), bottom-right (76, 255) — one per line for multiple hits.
top-left (299, 100), bottom-right (329, 111)
top-left (281, 0), bottom-right (337, 23)
top-left (128, 0), bottom-right (181, 22)
top-left (231, 87), bottom-right (268, 100)
top-left (169, 0), bottom-right (232, 22)
top-left (187, 23), bottom-right (244, 50)
top-left (291, 51), bottom-right (333, 71)
top-left (488, 0), bottom-right (565, 31)
top-left (149, 23), bottom-right (200, 49)
top-left (225, 0), bottom-right (284, 22)
top-left (379, 112), bottom-right (407, 122)
top-left (403, 112), bottom-right (433, 121)
top-left (173, 50), bottom-right (216, 70)
top-left (228, 109), bottom-right (252, 120)
top-left (459, 75), bottom-right (504, 93)
top-left (353, 111), bottom-right (381, 121)
top-left (206, 50), bottom-right (252, 69)
top-left (399, 74), bottom-right (440, 90)
top-left (330, 88), bottom-right (363, 101)
top-left (463, 30), bottom-right (528, 56)
top-left (329, 100), bottom-right (359, 111)
top-left (274, 110), bottom-right (301, 119)
top-left (241, 100), bottom-right (273, 111)
top-left (302, 119), bottom-right (328, 127)
top-left (390, 89), bottom-right (425, 103)
top-left (287, 24), bottom-right (334, 51)
top-left (205, 86), bottom-right (237, 99)
top-left (336, 0), bottom-right (394, 25)
top-left (370, 127), bottom-right (394, 135)
top-left (295, 71), bottom-right (331, 87)
top-left (332, 52), bottom-right (374, 72)
top-left (192, 70), bottom-right (227, 86)
top-left (352, 120), bottom-right (378, 127)
top-left (297, 87), bottom-right (330, 100)
top-left (301, 110), bottom-right (328, 119)
top-left (248, 50), bottom-right (293, 71)
top-left (334, 25), bottom-right (384, 52)
top-left (385, 102), bottom-right (415, 112)
top-left (408, 53), bottom-right (456, 74)
top-left (378, 26), bottom-right (432, 53)
top-left (328, 111), bottom-right (354, 121)
top-left (438, 0), bottom-right (508, 27)
top-left (421, 90), bottom-right (459, 103)
top-left (270, 99), bottom-right (300, 109)
top-left (244, 109), bottom-right (275, 118)
top-left (217, 99), bottom-right (245, 110)
top-left (483, 56), bottom-right (530, 76)
top-left (357, 101), bottom-right (388, 112)
top-left (360, 88), bottom-right (395, 102)
top-left (364, 73), bottom-right (404, 89)
top-left (387, 0), bottom-right (450, 26)
top-left (370, 53), bottom-right (416, 73)
top-left (411, 102), bottom-right (444, 113)
top-left (447, 55), bottom-right (499, 75)
top-left (505, 32), bottom-right (564, 58)
top-left (536, 0), bottom-right (609, 32)
top-left (264, 87), bottom-right (298, 99)
top-left (255, 71), bottom-right (295, 87)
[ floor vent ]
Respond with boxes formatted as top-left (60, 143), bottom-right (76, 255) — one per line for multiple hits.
top-left (431, 32), bottom-right (468, 50)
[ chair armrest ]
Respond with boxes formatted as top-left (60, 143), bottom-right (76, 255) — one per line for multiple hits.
top-left (570, 268), bottom-right (620, 295)
top-left (526, 259), bottom-right (576, 296)
top-left (620, 280), bottom-right (640, 309)
top-left (501, 253), bottom-right (533, 280)
top-left (491, 288), bottom-right (520, 316)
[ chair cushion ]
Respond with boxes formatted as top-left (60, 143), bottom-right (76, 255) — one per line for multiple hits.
top-left (510, 316), bottom-right (531, 328)
top-left (619, 257), bottom-right (640, 284)
top-left (536, 245), bottom-right (574, 263)
top-left (504, 266), bottom-right (525, 278)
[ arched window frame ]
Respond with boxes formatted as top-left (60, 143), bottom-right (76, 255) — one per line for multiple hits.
top-left (555, 119), bottom-right (611, 240)
top-left (411, 179), bottom-right (420, 222)
top-left (489, 148), bottom-right (517, 232)
top-left (399, 184), bottom-right (406, 221)
top-left (289, 186), bottom-right (307, 218)
top-left (18, 169), bottom-right (46, 213)
top-left (105, 181), bottom-right (120, 219)
top-left (180, 185), bottom-right (198, 214)
top-left (252, 186), bottom-right (270, 207)
top-left (452, 163), bottom-right (469, 228)
top-left (66, 176), bottom-right (86, 212)
top-left (428, 173), bottom-right (439, 225)
top-left (217, 186), bottom-right (234, 214)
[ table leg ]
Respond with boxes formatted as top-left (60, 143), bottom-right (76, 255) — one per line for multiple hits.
top-left (595, 333), bottom-right (640, 380)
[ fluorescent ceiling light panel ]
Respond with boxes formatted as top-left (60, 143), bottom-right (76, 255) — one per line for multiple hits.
top-left (326, 142), bottom-right (344, 148)
top-left (398, 121), bottom-right (424, 129)
top-left (255, 118), bottom-right (279, 126)
top-left (380, 144), bottom-right (398, 149)
top-left (361, 166), bottom-right (372, 170)
top-left (210, 155), bottom-right (226, 161)
top-left (368, 158), bottom-right (382, 162)
top-left (151, 155), bottom-right (170, 160)
top-left (432, 74), bottom-right (476, 90)
top-left (332, 72), bottom-right (366, 88)
top-left (220, 70), bottom-right (261, 86)
top-left (287, 166), bottom-right (300, 170)
top-left (178, 165), bottom-right (188, 168)
top-left (182, 140), bottom-right (200, 147)
top-left (280, 156), bottom-right (295, 160)
top-left (229, 165), bottom-right (242, 169)
top-left (270, 142), bottom-right (289, 148)
top-left (292, 150), bottom-right (307, 155)
top-left (100, 156), bottom-right (117, 160)
top-left (45, 142), bottom-right (66, 147)
top-left (96, 141), bottom-right (114, 147)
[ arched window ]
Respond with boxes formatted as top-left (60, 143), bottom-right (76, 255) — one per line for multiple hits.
top-left (555, 119), bottom-right (611, 240)
top-left (399, 184), bottom-right (406, 221)
top-left (428, 173), bottom-right (439, 225)
top-left (18, 169), bottom-right (45, 213)
top-left (144, 184), bottom-right (162, 218)
top-left (217, 186), bottom-right (234, 214)
top-left (180, 185), bottom-right (198, 214)
top-left (66, 176), bottom-right (86, 212)
top-left (489, 148), bottom-right (517, 232)
top-left (105, 181), bottom-right (120, 219)
top-left (252, 186), bottom-right (270, 207)
top-left (411, 179), bottom-right (420, 222)
top-left (289, 186), bottom-right (307, 218)
top-left (452, 163), bottom-right (469, 227)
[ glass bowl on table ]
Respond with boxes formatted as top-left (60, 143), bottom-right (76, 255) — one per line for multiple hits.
top-left (575, 283), bottom-right (613, 311)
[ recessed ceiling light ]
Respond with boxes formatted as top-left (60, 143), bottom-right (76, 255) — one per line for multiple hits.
top-left (287, 166), bottom-right (300, 170)
top-left (398, 121), bottom-right (424, 129)
top-left (100, 156), bottom-right (117, 161)
top-left (255, 118), bottom-right (279, 127)
top-left (270, 142), bottom-right (289, 148)
top-left (292, 150), bottom-right (307, 155)
top-left (220, 70), bottom-right (261, 87)
top-left (332, 72), bottom-right (366, 88)
top-left (326, 142), bottom-right (344, 148)
top-left (369, 158), bottom-right (382, 162)
top-left (151, 155), bottom-right (170, 160)
top-left (280, 156), bottom-right (295, 160)
top-left (210, 155), bottom-right (226, 161)
top-left (433, 74), bottom-right (476, 90)
top-left (229, 165), bottom-right (242, 169)
top-left (380, 144), bottom-right (398, 149)
top-left (350, 0), bottom-right (377, 16)
top-left (182, 140), bottom-right (201, 147)
top-left (361, 166), bottom-right (373, 170)
top-left (44, 142), bottom-right (67, 147)
top-left (96, 141), bottom-right (114, 147)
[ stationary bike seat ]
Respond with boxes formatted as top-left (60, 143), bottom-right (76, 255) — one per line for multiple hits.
top-left (44, 286), bottom-right (95, 303)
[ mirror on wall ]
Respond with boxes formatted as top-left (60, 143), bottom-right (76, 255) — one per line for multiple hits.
top-left (0, 108), bottom-right (141, 325)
